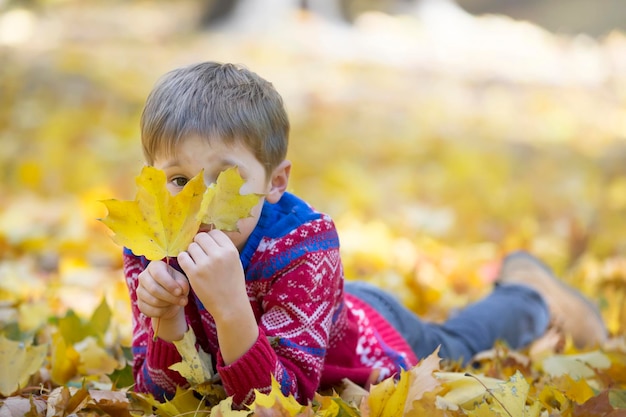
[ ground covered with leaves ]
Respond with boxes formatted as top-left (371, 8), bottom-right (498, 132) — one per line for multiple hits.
top-left (1, 1), bottom-right (626, 416)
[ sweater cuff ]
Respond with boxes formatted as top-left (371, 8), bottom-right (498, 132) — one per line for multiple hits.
top-left (216, 328), bottom-right (278, 402)
top-left (147, 333), bottom-right (183, 370)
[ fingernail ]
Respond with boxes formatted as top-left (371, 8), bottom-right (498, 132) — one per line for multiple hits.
top-left (174, 288), bottom-right (181, 296)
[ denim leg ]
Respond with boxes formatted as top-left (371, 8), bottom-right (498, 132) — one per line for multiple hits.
top-left (344, 281), bottom-right (550, 364)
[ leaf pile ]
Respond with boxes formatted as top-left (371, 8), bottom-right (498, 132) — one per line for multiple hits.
top-left (2, 171), bottom-right (626, 417)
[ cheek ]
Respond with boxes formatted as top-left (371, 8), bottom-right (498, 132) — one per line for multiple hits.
top-left (240, 175), bottom-right (270, 196)
top-left (229, 217), bottom-right (257, 251)
top-left (165, 184), bottom-right (180, 196)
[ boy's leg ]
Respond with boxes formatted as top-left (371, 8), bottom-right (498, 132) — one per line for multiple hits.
top-left (345, 251), bottom-right (607, 364)
top-left (345, 280), bottom-right (550, 364)
top-left (496, 251), bottom-right (607, 348)
top-left (405, 283), bottom-right (551, 363)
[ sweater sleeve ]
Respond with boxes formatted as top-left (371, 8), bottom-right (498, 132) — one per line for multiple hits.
top-left (122, 251), bottom-right (189, 399)
top-left (216, 218), bottom-right (343, 405)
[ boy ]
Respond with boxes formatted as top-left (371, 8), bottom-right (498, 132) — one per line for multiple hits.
top-left (123, 61), bottom-right (607, 406)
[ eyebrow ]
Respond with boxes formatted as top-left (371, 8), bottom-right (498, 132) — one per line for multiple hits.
top-left (220, 158), bottom-right (240, 170)
top-left (156, 160), bottom-right (181, 170)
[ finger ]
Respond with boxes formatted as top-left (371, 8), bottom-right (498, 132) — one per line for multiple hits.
top-left (147, 261), bottom-right (185, 297)
top-left (186, 241), bottom-right (208, 262)
top-left (193, 231), bottom-right (221, 251)
top-left (137, 279), bottom-right (179, 307)
top-left (138, 302), bottom-right (176, 319)
top-left (205, 229), bottom-right (233, 247)
top-left (178, 250), bottom-right (201, 281)
top-left (170, 267), bottom-right (190, 297)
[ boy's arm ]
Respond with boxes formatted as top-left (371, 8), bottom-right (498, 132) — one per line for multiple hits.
top-left (123, 251), bottom-right (189, 399)
top-left (216, 220), bottom-right (343, 405)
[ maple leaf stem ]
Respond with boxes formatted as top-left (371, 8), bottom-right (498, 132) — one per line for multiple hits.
top-left (464, 373), bottom-right (514, 417)
top-left (153, 320), bottom-right (160, 342)
top-left (175, 411), bottom-right (211, 416)
top-left (19, 385), bottom-right (51, 395)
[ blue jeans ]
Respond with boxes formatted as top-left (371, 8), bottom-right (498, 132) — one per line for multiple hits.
top-left (344, 281), bottom-right (550, 364)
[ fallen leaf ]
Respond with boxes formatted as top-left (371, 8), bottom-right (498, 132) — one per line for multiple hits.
top-left (610, 390), bottom-right (626, 410)
top-left (486, 371), bottom-right (539, 417)
top-left (251, 377), bottom-right (303, 416)
top-left (573, 390), bottom-right (615, 417)
top-left (210, 397), bottom-right (251, 416)
top-left (0, 396), bottom-right (46, 417)
top-left (404, 391), bottom-right (448, 417)
top-left (46, 386), bottom-right (90, 417)
top-left (340, 378), bottom-right (369, 406)
top-left (50, 331), bottom-right (80, 386)
top-left (542, 350), bottom-right (611, 379)
top-left (169, 327), bottom-right (214, 384)
top-left (435, 372), bottom-right (503, 409)
top-left (556, 374), bottom-right (596, 405)
top-left (0, 335), bottom-right (47, 396)
top-left (367, 369), bottom-right (410, 417)
top-left (147, 385), bottom-right (207, 417)
top-left (538, 384), bottom-right (571, 414)
top-left (89, 389), bottom-right (131, 416)
top-left (404, 345), bottom-right (442, 415)
top-left (75, 336), bottom-right (120, 375)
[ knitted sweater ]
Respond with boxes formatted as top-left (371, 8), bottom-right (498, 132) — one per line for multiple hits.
top-left (123, 192), bottom-right (418, 406)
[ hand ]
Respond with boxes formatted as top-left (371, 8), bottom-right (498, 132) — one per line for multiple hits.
top-left (177, 230), bottom-right (248, 323)
top-left (178, 230), bottom-right (259, 364)
top-left (137, 260), bottom-right (190, 321)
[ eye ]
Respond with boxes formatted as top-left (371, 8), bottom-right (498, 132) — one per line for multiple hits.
top-left (172, 177), bottom-right (189, 187)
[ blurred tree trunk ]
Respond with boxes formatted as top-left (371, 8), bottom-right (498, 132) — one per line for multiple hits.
top-left (455, 0), bottom-right (626, 36)
top-left (197, 0), bottom-right (626, 37)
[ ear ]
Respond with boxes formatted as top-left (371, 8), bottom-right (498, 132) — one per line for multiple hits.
top-left (266, 160), bottom-right (291, 204)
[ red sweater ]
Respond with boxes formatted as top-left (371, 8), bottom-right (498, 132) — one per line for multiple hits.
top-left (123, 192), bottom-right (417, 406)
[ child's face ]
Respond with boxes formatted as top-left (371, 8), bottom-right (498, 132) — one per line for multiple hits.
top-left (153, 135), bottom-right (272, 251)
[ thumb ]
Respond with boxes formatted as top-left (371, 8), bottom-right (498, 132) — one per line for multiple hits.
top-left (169, 267), bottom-right (190, 297)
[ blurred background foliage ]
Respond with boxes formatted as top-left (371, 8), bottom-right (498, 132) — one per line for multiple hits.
top-left (1, 0), bottom-right (626, 338)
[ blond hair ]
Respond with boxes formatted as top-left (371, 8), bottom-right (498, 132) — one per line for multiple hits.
top-left (141, 62), bottom-right (289, 174)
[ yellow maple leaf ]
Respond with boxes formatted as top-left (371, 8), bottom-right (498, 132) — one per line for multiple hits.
top-left (169, 327), bottom-right (214, 385)
top-left (463, 370), bottom-right (541, 417)
top-left (538, 384), bottom-right (570, 414)
top-left (404, 345), bottom-right (443, 414)
top-left (198, 166), bottom-right (263, 232)
top-left (315, 394), bottom-right (360, 417)
top-left (404, 391), bottom-right (448, 417)
top-left (436, 371), bottom-right (503, 409)
top-left (75, 336), bottom-right (120, 375)
top-left (488, 371), bottom-right (538, 417)
top-left (100, 166), bottom-right (206, 260)
top-left (0, 335), bottom-right (47, 396)
top-left (145, 385), bottom-right (206, 417)
top-left (251, 376), bottom-right (303, 416)
top-left (210, 397), bottom-right (250, 417)
top-left (540, 350), bottom-right (611, 379)
top-left (368, 369), bottom-right (411, 417)
top-left (46, 386), bottom-right (91, 417)
top-left (557, 374), bottom-right (595, 405)
top-left (50, 331), bottom-right (81, 385)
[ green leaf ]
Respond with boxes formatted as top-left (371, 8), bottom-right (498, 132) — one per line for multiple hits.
top-left (88, 297), bottom-right (112, 338)
top-left (610, 389), bottom-right (626, 409)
